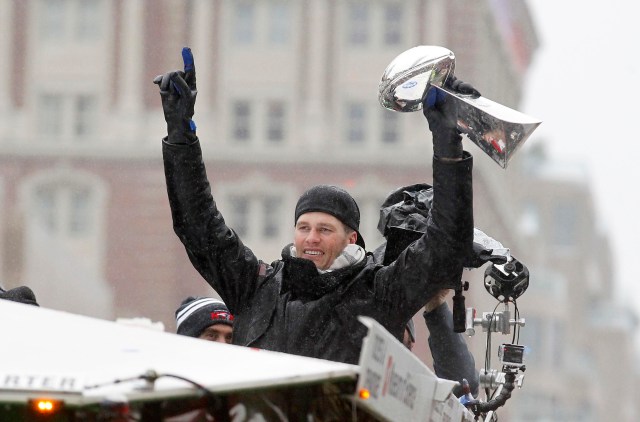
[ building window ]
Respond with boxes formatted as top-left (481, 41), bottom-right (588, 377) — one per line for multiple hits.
top-left (69, 187), bottom-right (92, 234)
top-left (549, 320), bottom-right (565, 369)
top-left (268, 2), bottom-right (291, 45)
top-left (38, 94), bottom-right (64, 139)
top-left (228, 195), bottom-right (250, 238)
top-left (33, 183), bottom-right (95, 236)
top-left (225, 193), bottom-right (284, 241)
top-left (34, 187), bottom-right (57, 232)
top-left (39, 0), bottom-right (103, 42)
top-left (347, 2), bottom-right (369, 46)
top-left (519, 201), bottom-right (540, 236)
top-left (232, 1), bottom-right (293, 47)
top-left (383, 3), bottom-right (403, 45)
top-left (232, 101), bottom-right (252, 142)
top-left (22, 173), bottom-right (112, 319)
top-left (553, 202), bottom-right (577, 247)
top-left (231, 99), bottom-right (289, 145)
top-left (266, 101), bottom-right (286, 142)
top-left (519, 316), bottom-right (541, 365)
top-left (40, 0), bottom-right (66, 40)
top-left (381, 110), bottom-right (400, 144)
top-left (76, 0), bottom-right (102, 39)
top-left (347, 102), bottom-right (366, 143)
top-left (37, 93), bottom-right (98, 142)
top-left (262, 196), bottom-right (281, 238)
top-left (75, 95), bottom-right (97, 139)
top-left (233, 2), bottom-right (256, 44)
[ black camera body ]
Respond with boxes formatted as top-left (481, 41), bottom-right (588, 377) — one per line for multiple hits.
top-left (484, 257), bottom-right (529, 302)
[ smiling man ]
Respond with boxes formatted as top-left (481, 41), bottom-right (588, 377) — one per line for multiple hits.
top-left (292, 184), bottom-right (364, 272)
top-left (155, 48), bottom-right (475, 364)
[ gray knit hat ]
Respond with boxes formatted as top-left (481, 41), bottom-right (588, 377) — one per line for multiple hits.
top-left (295, 184), bottom-right (365, 248)
top-left (175, 296), bottom-right (234, 338)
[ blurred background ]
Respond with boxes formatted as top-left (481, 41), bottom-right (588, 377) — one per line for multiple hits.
top-left (0, 0), bottom-right (638, 420)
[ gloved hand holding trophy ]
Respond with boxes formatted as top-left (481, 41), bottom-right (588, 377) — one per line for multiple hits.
top-left (378, 46), bottom-right (541, 168)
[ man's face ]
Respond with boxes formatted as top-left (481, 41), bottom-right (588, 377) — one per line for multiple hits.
top-left (198, 324), bottom-right (233, 344)
top-left (294, 212), bottom-right (357, 270)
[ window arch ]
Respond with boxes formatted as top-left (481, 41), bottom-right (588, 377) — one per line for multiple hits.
top-left (19, 167), bottom-right (113, 318)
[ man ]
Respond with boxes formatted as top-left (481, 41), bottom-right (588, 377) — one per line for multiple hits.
top-left (154, 48), bottom-right (475, 365)
top-left (424, 296), bottom-right (479, 397)
top-left (402, 303), bottom-right (479, 398)
top-left (175, 296), bottom-right (234, 344)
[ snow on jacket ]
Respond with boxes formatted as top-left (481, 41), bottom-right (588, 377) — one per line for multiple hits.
top-left (163, 140), bottom-right (474, 365)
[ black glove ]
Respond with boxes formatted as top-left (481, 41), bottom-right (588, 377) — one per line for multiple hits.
top-left (422, 76), bottom-right (480, 159)
top-left (153, 47), bottom-right (198, 145)
top-left (447, 76), bottom-right (481, 98)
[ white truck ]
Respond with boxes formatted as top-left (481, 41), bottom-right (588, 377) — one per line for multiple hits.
top-left (0, 300), bottom-right (475, 421)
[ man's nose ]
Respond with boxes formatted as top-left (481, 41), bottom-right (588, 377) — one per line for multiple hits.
top-left (306, 228), bottom-right (320, 242)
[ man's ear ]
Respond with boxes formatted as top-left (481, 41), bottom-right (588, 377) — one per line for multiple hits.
top-left (348, 231), bottom-right (358, 245)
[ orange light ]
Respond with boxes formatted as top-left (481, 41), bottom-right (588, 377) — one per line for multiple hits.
top-left (30, 398), bottom-right (61, 414)
top-left (358, 388), bottom-right (371, 400)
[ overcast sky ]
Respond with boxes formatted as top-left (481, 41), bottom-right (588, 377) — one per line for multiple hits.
top-left (521, 1), bottom-right (640, 312)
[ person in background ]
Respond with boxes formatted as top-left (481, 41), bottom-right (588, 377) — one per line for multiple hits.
top-left (175, 296), bottom-right (234, 344)
top-left (403, 319), bottom-right (416, 351)
top-left (400, 290), bottom-right (478, 397)
top-left (165, 297), bottom-right (234, 419)
top-left (423, 289), bottom-right (479, 397)
top-left (0, 285), bottom-right (39, 306)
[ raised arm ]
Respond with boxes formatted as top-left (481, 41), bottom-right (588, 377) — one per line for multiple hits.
top-left (154, 48), bottom-right (263, 313)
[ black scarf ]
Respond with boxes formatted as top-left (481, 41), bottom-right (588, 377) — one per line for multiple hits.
top-left (281, 254), bottom-right (365, 301)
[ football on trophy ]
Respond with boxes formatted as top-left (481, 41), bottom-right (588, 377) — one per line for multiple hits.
top-left (378, 45), bottom-right (455, 112)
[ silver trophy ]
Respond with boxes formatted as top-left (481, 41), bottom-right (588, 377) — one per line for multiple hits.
top-left (379, 46), bottom-right (541, 168)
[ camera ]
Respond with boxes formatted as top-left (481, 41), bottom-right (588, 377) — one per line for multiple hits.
top-left (498, 344), bottom-right (525, 368)
top-left (484, 257), bottom-right (529, 302)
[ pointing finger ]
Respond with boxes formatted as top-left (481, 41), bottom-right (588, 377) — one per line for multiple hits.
top-left (182, 47), bottom-right (196, 90)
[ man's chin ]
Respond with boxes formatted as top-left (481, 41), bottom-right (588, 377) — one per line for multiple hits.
top-left (303, 256), bottom-right (327, 270)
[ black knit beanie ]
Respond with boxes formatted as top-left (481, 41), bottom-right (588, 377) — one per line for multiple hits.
top-left (294, 184), bottom-right (365, 248)
top-left (175, 296), bottom-right (234, 338)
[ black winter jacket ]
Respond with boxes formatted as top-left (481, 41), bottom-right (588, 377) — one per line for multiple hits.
top-left (163, 140), bottom-right (474, 365)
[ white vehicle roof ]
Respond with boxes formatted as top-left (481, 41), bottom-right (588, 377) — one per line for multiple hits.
top-left (0, 300), bottom-right (359, 405)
